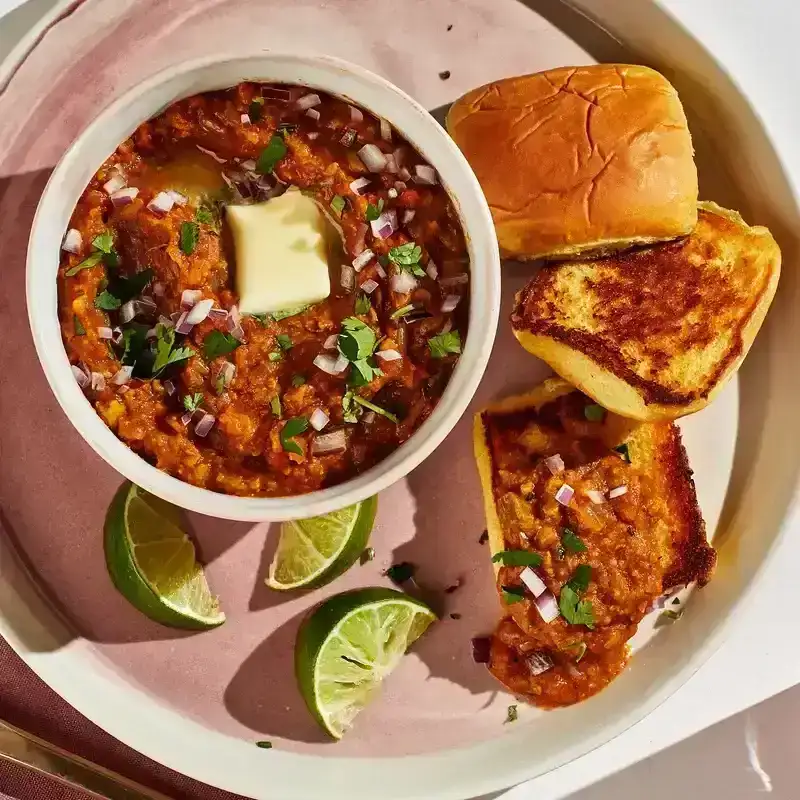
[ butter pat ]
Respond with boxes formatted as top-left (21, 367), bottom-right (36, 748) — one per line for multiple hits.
top-left (228, 189), bottom-right (331, 314)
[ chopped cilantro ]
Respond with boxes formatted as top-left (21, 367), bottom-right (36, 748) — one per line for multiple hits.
top-left (614, 443), bottom-right (631, 463)
top-left (196, 206), bottom-right (215, 225)
top-left (248, 313), bottom-right (271, 326)
top-left (66, 251), bottom-right (103, 276)
top-left (270, 395), bottom-right (282, 418)
top-left (93, 231), bottom-right (114, 253)
top-left (365, 198), bottom-right (384, 222)
top-left (271, 304), bottom-right (310, 321)
top-left (360, 547), bottom-right (375, 565)
top-left (255, 741), bottom-right (272, 749)
top-left (268, 351), bottom-right (282, 362)
top-left (120, 325), bottom-right (149, 370)
top-left (204, 330), bottom-right (241, 360)
top-left (428, 330), bottom-right (462, 359)
top-left (276, 334), bottom-right (293, 351)
top-left (584, 404), bottom-right (606, 422)
top-left (352, 394), bottom-right (398, 424)
top-left (180, 222), bottom-right (200, 255)
top-left (113, 268), bottom-right (155, 303)
top-left (504, 705), bottom-right (518, 724)
top-left (73, 315), bottom-right (86, 335)
top-left (183, 393), bottom-right (203, 413)
top-left (355, 293), bottom-right (371, 315)
top-left (385, 562), bottom-right (415, 585)
top-left (342, 391), bottom-right (362, 424)
top-left (501, 585), bottom-right (526, 605)
top-left (291, 374), bottom-right (306, 387)
top-left (280, 416), bottom-right (308, 456)
top-left (152, 324), bottom-right (194, 375)
top-left (337, 317), bottom-right (377, 361)
top-left (491, 550), bottom-right (543, 568)
top-left (567, 564), bottom-right (592, 593)
top-left (390, 303), bottom-right (415, 320)
top-left (66, 231), bottom-right (119, 276)
top-left (562, 528), bottom-right (587, 554)
top-left (248, 98), bottom-right (264, 122)
top-left (256, 135), bottom-right (288, 175)
top-left (558, 585), bottom-right (595, 628)
top-left (388, 242), bottom-right (425, 277)
top-left (330, 195), bottom-right (346, 217)
top-left (349, 358), bottom-right (382, 387)
top-left (655, 608), bottom-right (684, 628)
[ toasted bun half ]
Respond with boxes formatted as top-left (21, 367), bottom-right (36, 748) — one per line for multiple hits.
top-left (446, 64), bottom-right (698, 261)
top-left (511, 202), bottom-right (781, 421)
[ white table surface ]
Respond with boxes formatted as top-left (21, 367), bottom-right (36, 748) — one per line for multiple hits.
top-left (1, 1), bottom-right (797, 798)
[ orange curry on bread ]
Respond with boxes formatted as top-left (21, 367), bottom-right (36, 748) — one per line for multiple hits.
top-left (477, 384), bottom-right (715, 708)
top-left (58, 83), bottom-right (469, 497)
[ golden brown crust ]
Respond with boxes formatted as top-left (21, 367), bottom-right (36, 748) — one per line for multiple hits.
top-left (446, 64), bottom-right (698, 260)
top-left (510, 204), bottom-right (781, 419)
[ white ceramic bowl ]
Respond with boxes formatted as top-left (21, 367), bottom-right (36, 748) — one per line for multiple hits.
top-left (26, 52), bottom-right (501, 522)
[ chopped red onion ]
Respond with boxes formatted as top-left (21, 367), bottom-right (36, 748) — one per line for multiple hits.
top-left (163, 379), bottom-right (176, 396)
top-left (240, 159), bottom-right (257, 172)
top-left (196, 145), bottom-right (227, 163)
top-left (159, 315), bottom-right (174, 328)
top-left (119, 301), bottom-right (136, 324)
top-left (587, 489), bottom-right (606, 505)
top-left (194, 413), bottom-right (216, 438)
top-left (391, 271), bottom-right (418, 294)
top-left (340, 128), bottom-right (357, 147)
top-left (112, 326), bottom-right (123, 344)
top-left (312, 429), bottom-right (347, 454)
top-left (340, 263), bottom-right (356, 292)
top-left (208, 307), bottom-right (228, 321)
top-left (323, 334), bottom-right (338, 350)
top-left (349, 105), bottom-right (364, 123)
top-left (535, 591), bottom-right (560, 623)
top-left (111, 366), bottom-right (133, 385)
top-left (217, 361), bottom-right (236, 390)
top-left (426, 262), bottom-right (438, 280)
top-left (376, 348), bottom-right (402, 362)
top-left (379, 118), bottom-right (392, 141)
top-left (230, 324), bottom-right (246, 342)
top-left (333, 353), bottom-right (349, 373)
top-left (370, 209), bottom-right (397, 239)
top-left (110, 187), bottom-right (139, 207)
top-left (527, 651), bottom-right (554, 676)
top-left (544, 454), bottom-right (565, 475)
top-left (375, 261), bottom-right (387, 279)
top-left (296, 93), bottom-right (321, 110)
top-left (90, 372), bottom-right (106, 391)
top-left (609, 485), bottom-right (628, 499)
top-left (384, 154), bottom-right (398, 174)
top-left (170, 312), bottom-right (182, 323)
top-left (226, 304), bottom-right (241, 331)
top-left (394, 180), bottom-right (407, 191)
top-left (145, 327), bottom-right (159, 340)
top-left (398, 166), bottom-right (412, 182)
top-left (134, 297), bottom-right (157, 316)
top-left (440, 273), bottom-right (469, 287)
top-left (310, 408), bottom-right (330, 431)
top-left (413, 164), bottom-right (437, 185)
top-left (352, 249), bottom-right (375, 272)
top-left (152, 282), bottom-right (165, 297)
top-left (118, 385), bottom-right (130, 394)
top-left (185, 298), bottom-right (214, 325)
top-left (402, 209), bottom-right (416, 225)
top-left (181, 289), bottom-right (202, 309)
top-left (147, 191), bottom-right (175, 214)
top-left (314, 354), bottom-right (344, 375)
top-left (71, 365), bottom-right (89, 388)
top-left (307, 132), bottom-right (319, 141)
top-left (175, 311), bottom-right (194, 335)
top-left (358, 143), bottom-right (387, 172)
top-left (180, 410), bottom-right (194, 426)
top-left (240, 113), bottom-right (251, 125)
top-left (387, 187), bottom-right (398, 199)
top-left (441, 319), bottom-right (453, 335)
top-left (97, 326), bottom-right (113, 340)
top-left (441, 294), bottom-right (461, 313)
top-left (103, 173), bottom-right (126, 194)
top-left (362, 411), bottom-right (376, 425)
top-left (471, 637), bottom-right (491, 664)
top-left (168, 190), bottom-right (188, 206)
top-left (361, 278), bottom-right (379, 295)
top-left (520, 567), bottom-right (547, 598)
top-left (62, 228), bottom-right (82, 254)
top-left (349, 177), bottom-right (372, 196)
top-left (555, 484), bottom-right (574, 506)
top-left (305, 108), bottom-right (321, 121)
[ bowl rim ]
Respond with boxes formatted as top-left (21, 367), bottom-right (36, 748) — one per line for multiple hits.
top-left (25, 50), bottom-right (501, 522)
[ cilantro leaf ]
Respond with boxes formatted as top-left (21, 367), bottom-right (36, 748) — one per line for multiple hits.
top-left (73, 315), bottom-right (86, 335)
top-left (584, 404), bottom-right (606, 422)
top-left (95, 291), bottom-right (122, 310)
top-left (268, 351), bottom-right (282, 362)
top-left (614, 443), bottom-right (631, 463)
top-left (342, 391), bottom-right (362, 424)
top-left (271, 304), bottom-right (310, 321)
top-left (152, 324), bottom-right (194, 375)
top-left (92, 231), bottom-right (114, 253)
top-left (330, 195), bottom-right (346, 217)
top-left (180, 222), bottom-right (200, 255)
top-left (365, 198), bottom-right (384, 222)
top-left (270, 395), bottom-right (282, 418)
top-left (204, 330), bottom-right (241, 360)
top-left (348, 357), bottom-right (382, 388)
top-left (352, 394), bottom-right (398, 423)
top-left (120, 324), bottom-right (149, 370)
top-left (256, 135), bottom-right (288, 175)
top-left (183, 393), bottom-right (204, 412)
top-left (280, 416), bottom-right (308, 456)
top-left (355, 293), bottom-right (371, 315)
top-left (114, 268), bottom-right (154, 303)
top-left (558, 585), bottom-right (595, 628)
top-left (338, 317), bottom-right (377, 361)
top-left (248, 98), bottom-right (264, 122)
top-left (562, 529), bottom-right (587, 554)
top-left (428, 330), bottom-right (462, 359)
top-left (255, 740), bottom-right (273, 749)
top-left (501, 585), bottom-right (526, 605)
top-left (196, 206), bottom-right (215, 225)
top-left (291, 374), bottom-right (306, 387)
top-left (276, 334), bottom-right (293, 351)
top-left (66, 251), bottom-right (103, 276)
top-left (388, 242), bottom-right (422, 268)
top-left (491, 550), bottom-right (543, 568)
top-left (567, 564), bottom-right (592, 593)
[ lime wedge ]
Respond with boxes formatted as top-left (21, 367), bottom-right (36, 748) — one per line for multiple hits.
top-left (266, 496), bottom-right (377, 591)
top-left (295, 588), bottom-right (436, 738)
top-left (104, 482), bottom-right (225, 630)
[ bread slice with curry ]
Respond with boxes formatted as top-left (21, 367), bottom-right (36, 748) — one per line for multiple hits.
top-left (473, 378), bottom-right (715, 707)
top-left (510, 203), bottom-right (781, 422)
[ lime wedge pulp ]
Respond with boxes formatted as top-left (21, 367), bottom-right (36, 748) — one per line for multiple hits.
top-left (104, 482), bottom-right (225, 630)
top-left (266, 496), bottom-right (377, 591)
top-left (295, 588), bottom-right (436, 738)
